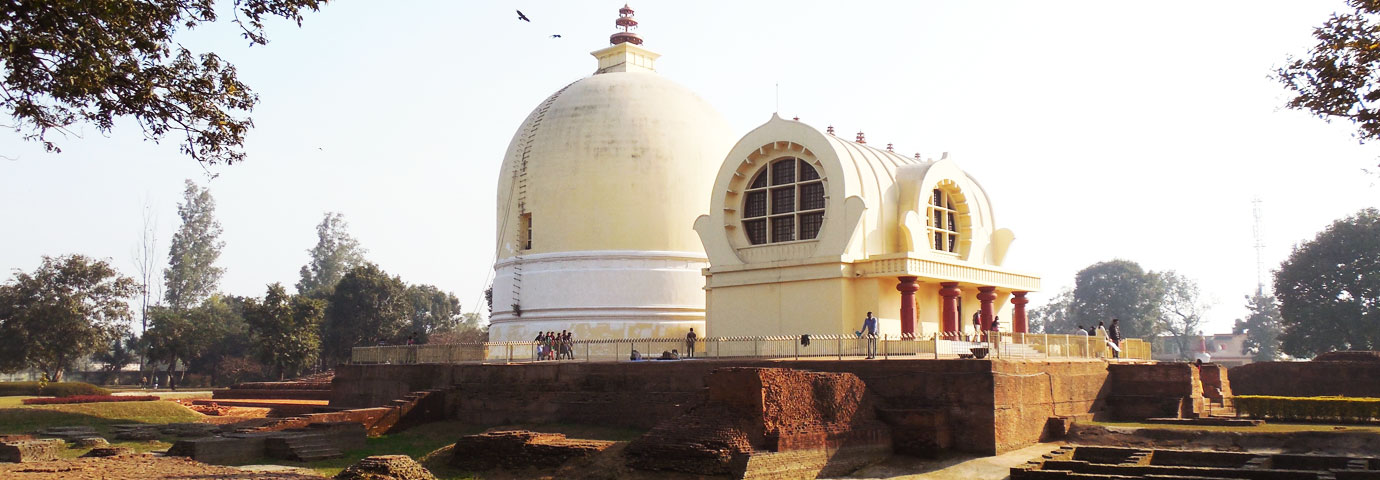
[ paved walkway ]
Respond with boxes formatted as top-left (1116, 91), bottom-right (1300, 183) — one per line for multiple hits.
top-left (834, 442), bottom-right (1058, 479)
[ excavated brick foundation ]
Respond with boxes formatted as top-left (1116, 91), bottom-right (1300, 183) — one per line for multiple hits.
top-left (449, 430), bottom-right (614, 471)
top-left (1013, 445), bottom-right (1380, 479)
top-left (625, 367), bottom-right (892, 478)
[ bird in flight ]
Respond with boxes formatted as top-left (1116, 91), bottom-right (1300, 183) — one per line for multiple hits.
top-left (550, 34), bottom-right (561, 38)
top-left (516, 10), bottom-right (530, 22)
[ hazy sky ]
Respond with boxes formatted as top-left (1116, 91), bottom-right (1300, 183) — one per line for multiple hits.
top-left (1, 1), bottom-right (1376, 336)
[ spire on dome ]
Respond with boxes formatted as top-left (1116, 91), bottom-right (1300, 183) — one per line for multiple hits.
top-left (611, 4), bottom-right (643, 46)
top-left (591, 4), bottom-right (659, 74)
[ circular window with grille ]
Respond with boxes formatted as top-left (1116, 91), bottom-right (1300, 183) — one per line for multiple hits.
top-left (741, 157), bottom-right (825, 245)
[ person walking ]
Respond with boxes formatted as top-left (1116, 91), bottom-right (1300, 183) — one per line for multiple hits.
top-left (685, 328), bottom-right (698, 358)
top-left (971, 311), bottom-right (982, 342)
top-left (862, 312), bottom-right (878, 359)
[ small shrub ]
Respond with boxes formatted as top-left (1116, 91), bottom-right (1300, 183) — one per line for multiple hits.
top-left (21, 395), bottom-right (159, 405)
top-left (0, 381), bottom-right (110, 397)
top-left (1235, 395), bottom-right (1380, 423)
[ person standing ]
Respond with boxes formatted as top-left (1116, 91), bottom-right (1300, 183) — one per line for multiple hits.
top-left (971, 311), bottom-right (982, 342)
top-left (685, 328), bottom-right (698, 358)
top-left (862, 312), bottom-right (878, 359)
top-left (1108, 318), bottom-right (1123, 359)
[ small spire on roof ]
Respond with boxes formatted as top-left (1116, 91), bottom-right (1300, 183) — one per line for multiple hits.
top-left (855, 131), bottom-right (866, 144)
top-left (610, 4), bottom-right (643, 45)
top-left (826, 125), bottom-right (834, 135)
top-left (914, 152), bottom-right (921, 160)
top-left (792, 116), bottom-right (800, 121)
top-left (886, 143), bottom-right (894, 152)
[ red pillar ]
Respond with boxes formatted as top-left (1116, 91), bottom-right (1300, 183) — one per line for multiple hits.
top-left (939, 282), bottom-right (961, 336)
top-left (897, 276), bottom-right (919, 336)
top-left (1011, 291), bottom-right (1030, 333)
top-left (977, 286), bottom-right (997, 334)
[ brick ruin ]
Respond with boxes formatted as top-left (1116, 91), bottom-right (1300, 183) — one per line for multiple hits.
top-left (0, 439), bottom-right (61, 463)
top-left (1012, 445), bottom-right (1380, 480)
top-left (1231, 352), bottom-right (1380, 397)
top-left (321, 357), bottom-right (1275, 476)
top-left (624, 367), bottom-right (891, 477)
top-left (167, 421), bottom-right (365, 464)
top-left (449, 430), bottom-right (614, 471)
top-left (333, 358), bottom-right (1122, 456)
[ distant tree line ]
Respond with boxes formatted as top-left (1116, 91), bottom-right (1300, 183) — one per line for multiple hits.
top-left (1030, 208), bottom-right (1380, 362)
top-left (0, 180), bottom-right (485, 385)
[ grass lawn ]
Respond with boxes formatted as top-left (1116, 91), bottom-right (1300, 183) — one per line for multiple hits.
top-left (0, 396), bottom-right (200, 461)
top-left (1088, 419), bottom-right (1380, 434)
top-left (0, 397), bottom-right (203, 435)
top-left (0, 396), bottom-right (36, 407)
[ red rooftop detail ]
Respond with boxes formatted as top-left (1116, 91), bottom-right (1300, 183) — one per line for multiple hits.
top-left (856, 132), bottom-right (866, 144)
top-left (826, 126), bottom-right (835, 135)
top-left (886, 143), bottom-right (894, 152)
top-left (611, 4), bottom-right (643, 45)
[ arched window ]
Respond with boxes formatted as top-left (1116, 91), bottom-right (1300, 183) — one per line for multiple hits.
top-left (928, 189), bottom-right (959, 253)
top-left (742, 158), bottom-right (824, 245)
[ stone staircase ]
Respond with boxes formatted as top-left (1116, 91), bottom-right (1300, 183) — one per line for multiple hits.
top-left (266, 432), bottom-right (342, 462)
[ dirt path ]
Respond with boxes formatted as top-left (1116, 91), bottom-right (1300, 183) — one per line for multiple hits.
top-left (835, 443), bottom-right (1057, 480)
top-left (0, 455), bottom-right (324, 479)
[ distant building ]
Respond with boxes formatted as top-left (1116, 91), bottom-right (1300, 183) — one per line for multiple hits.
top-left (1152, 333), bottom-right (1253, 367)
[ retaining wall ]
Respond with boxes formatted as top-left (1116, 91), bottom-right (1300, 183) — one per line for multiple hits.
top-left (1230, 361), bottom-right (1380, 397)
top-left (334, 358), bottom-right (1112, 455)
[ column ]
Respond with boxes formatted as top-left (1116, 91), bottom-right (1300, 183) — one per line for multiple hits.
top-left (1011, 291), bottom-right (1030, 334)
top-left (939, 282), bottom-right (961, 336)
top-left (977, 286), bottom-right (997, 335)
top-left (896, 276), bottom-right (919, 336)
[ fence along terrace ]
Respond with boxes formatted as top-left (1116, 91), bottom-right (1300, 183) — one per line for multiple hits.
top-left (351, 331), bottom-right (1150, 365)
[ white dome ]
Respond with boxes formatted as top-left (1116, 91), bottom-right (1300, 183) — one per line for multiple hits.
top-left (489, 56), bottom-right (736, 343)
top-left (494, 71), bottom-right (735, 258)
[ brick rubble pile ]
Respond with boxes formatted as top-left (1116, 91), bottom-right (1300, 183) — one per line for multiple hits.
top-left (334, 454), bottom-right (437, 480)
top-left (449, 430), bottom-right (614, 471)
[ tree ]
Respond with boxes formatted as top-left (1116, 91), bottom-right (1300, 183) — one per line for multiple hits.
top-left (93, 335), bottom-right (140, 385)
top-left (243, 283), bottom-right (324, 380)
top-left (1234, 290), bottom-right (1284, 362)
top-left (164, 180), bottom-right (225, 311)
top-left (1157, 272), bottom-right (1212, 361)
top-left (429, 313), bottom-right (489, 344)
top-left (1070, 260), bottom-right (1164, 338)
top-left (297, 212), bottom-right (367, 297)
top-left (0, 255), bottom-right (137, 381)
top-left (1277, 1), bottom-right (1380, 148)
top-left (406, 284), bottom-right (463, 343)
top-left (321, 264), bottom-right (411, 364)
top-left (0, 0), bottom-right (328, 165)
top-left (1275, 208), bottom-right (1380, 357)
top-left (131, 202), bottom-right (160, 336)
top-left (1027, 288), bottom-right (1074, 334)
top-left (144, 296), bottom-right (239, 388)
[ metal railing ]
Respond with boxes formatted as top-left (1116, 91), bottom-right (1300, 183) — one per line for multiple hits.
top-left (350, 331), bottom-right (1150, 365)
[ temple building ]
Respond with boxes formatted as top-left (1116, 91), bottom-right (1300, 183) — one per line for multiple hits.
top-left (694, 116), bottom-right (1041, 337)
top-left (491, 6), bottom-right (1040, 342)
top-left (488, 6), bottom-right (735, 342)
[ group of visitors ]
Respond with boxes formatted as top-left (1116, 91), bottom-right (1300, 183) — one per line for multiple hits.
top-left (1074, 319), bottom-right (1123, 359)
top-left (534, 330), bottom-right (575, 360)
top-left (969, 312), bottom-right (1002, 341)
